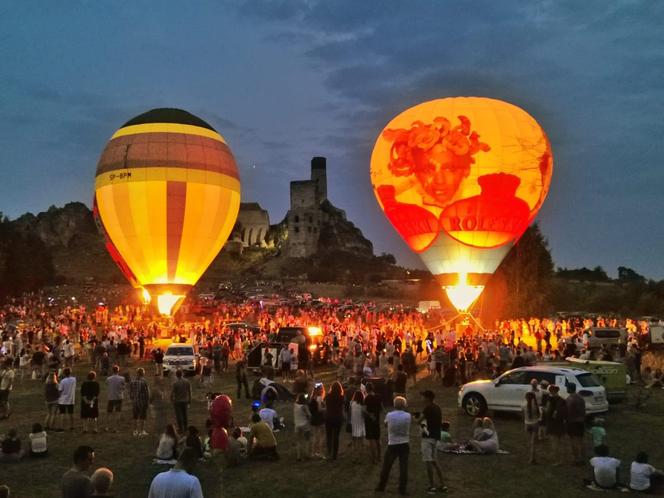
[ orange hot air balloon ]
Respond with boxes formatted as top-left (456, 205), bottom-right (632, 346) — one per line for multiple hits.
top-left (371, 97), bottom-right (552, 312)
top-left (94, 108), bottom-right (241, 315)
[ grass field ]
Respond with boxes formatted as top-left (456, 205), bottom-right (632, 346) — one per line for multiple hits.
top-left (0, 360), bottom-right (662, 498)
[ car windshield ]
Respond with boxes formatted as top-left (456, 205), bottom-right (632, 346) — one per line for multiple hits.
top-left (576, 372), bottom-right (601, 387)
top-left (166, 347), bottom-right (193, 356)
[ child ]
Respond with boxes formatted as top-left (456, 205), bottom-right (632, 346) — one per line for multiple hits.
top-left (28, 423), bottom-right (47, 457)
top-left (437, 421), bottom-right (459, 452)
top-left (589, 417), bottom-right (607, 450)
top-left (226, 427), bottom-right (248, 467)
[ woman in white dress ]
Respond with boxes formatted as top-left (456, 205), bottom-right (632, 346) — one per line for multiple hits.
top-left (350, 390), bottom-right (365, 456)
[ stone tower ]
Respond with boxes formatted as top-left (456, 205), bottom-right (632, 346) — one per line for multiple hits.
top-left (286, 157), bottom-right (328, 257)
top-left (310, 156), bottom-right (327, 202)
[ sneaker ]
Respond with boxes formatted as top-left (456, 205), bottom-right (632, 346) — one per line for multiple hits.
top-left (133, 430), bottom-right (139, 436)
top-left (426, 487), bottom-right (437, 495)
top-left (438, 486), bottom-right (449, 493)
top-left (140, 430), bottom-right (149, 436)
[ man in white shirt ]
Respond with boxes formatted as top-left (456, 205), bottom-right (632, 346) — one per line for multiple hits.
top-left (630, 451), bottom-right (664, 492)
top-left (376, 396), bottom-right (411, 495)
top-left (589, 445), bottom-right (622, 489)
top-left (259, 405), bottom-right (280, 431)
top-left (57, 367), bottom-right (77, 431)
top-left (148, 448), bottom-right (204, 498)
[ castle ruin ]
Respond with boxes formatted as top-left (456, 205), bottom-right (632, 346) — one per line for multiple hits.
top-left (286, 157), bottom-right (328, 257)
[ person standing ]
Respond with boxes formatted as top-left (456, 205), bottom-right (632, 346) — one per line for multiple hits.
top-left (57, 368), bottom-right (77, 431)
top-left (376, 396), bottom-right (411, 496)
top-left (0, 359), bottom-right (15, 420)
top-left (545, 384), bottom-right (567, 466)
top-left (566, 382), bottom-right (586, 464)
top-left (44, 371), bottom-right (60, 430)
top-left (324, 381), bottom-right (345, 461)
top-left (148, 448), bottom-right (203, 498)
top-left (171, 369), bottom-right (192, 433)
top-left (522, 391), bottom-right (540, 464)
top-left (415, 390), bottom-right (447, 494)
top-left (80, 371), bottom-right (100, 433)
top-left (61, 445), bottom-right (95, 498)
top-left (363, 382), bottom-right (382, 464)
top-left (152, 348), bottom-right (164, 377)
top-left (129, 368), bottom-right (150, 436)
top-left (105, 365), bottom-right (125, 433)
top-left (235, 356), bottom-right (251, 399)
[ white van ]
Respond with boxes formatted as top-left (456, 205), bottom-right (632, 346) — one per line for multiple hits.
top-left (162, 343), bottom-right (198, 375)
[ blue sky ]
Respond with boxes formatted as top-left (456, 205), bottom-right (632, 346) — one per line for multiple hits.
top-left (1, 1), bottom-right (663, 277)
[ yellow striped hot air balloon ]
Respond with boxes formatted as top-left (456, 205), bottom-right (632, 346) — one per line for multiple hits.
top-left (93, 108), bottom-right (241, 315)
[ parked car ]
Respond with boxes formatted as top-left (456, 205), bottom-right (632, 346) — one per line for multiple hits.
top-left (586, 327), bottom-right (626, 349)
top-left (162, 343), bottom-right (198, 376)
top-left (458, 366), bottom-right (609, 417)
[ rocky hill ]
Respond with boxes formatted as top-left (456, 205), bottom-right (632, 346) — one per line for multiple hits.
top-left (5, 201), bottom-right (399, 286)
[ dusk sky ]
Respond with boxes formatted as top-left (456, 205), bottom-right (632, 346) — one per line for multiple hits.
top-left (2, 1), bottom-right (663, 278)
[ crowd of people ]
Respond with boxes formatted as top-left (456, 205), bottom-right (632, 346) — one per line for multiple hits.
top-left (0, 291), bottom-right (661, 496)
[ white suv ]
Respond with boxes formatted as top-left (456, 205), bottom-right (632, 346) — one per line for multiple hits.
top-left (162, 343), bottom-right (198, 376)
top-left (458, 366), bottom-right (609, 417)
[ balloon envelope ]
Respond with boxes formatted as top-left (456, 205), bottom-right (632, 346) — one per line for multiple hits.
top-left (94, 108), bottom-right (241, 314)
top-left (370, 97), bottom-right (552, 311)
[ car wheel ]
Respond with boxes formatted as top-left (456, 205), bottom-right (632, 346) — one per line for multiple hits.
top-left (463, 393), bottom-right (487, 417)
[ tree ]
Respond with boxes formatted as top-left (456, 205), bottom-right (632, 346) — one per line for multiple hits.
top-left (617, 266), bottom-right (646, 283)
top-left (481, 223), bottom-right (554, 320)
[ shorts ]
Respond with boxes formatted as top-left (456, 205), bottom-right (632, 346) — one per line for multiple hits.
top-left (421, 438), bottom-right (437, 462)
top-left (282, 362), bottom-right (290, 373)
top-left (107, 400), bottom-right (122, 413)
top-left (58, 404), bottom-right (74, 414)
top-left (525, 422), bottom-right (539, 433)
top-left (132, 404), bottom-right (148, 420)
top-left (0, 390), bottom-right (9, 403)
top-left (567, 421), bottom-right (585, 438)
top-left (295, 426), bottom-right (311, 440)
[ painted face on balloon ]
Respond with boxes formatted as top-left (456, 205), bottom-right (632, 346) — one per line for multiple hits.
top-left (412, 145), bottom-right (471, 208)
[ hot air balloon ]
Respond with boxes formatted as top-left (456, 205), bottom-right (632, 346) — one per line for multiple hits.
top-left (94, 108), bottom-right (241, 315)
top-left (371, 97), bottom-right (552, 312)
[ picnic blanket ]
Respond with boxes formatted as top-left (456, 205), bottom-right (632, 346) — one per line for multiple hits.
top-left (440, 448), bottom-right (510, 455)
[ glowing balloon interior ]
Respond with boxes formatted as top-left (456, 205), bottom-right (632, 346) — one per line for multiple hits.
top-left (94, 108), bottom-right (241, 315)
top-left (370, 97), bottom-right (553, 311)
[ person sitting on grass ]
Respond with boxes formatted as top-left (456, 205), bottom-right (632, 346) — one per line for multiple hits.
top-left (248, 413), bottom-right (279, 460)
top-left (630, 452), bottom-right (664, 493)
top-left (258, 401), bottom-right (281, 431)
top-left (184, 426), bottom-right (205, 460)
top-left (588, 417), bottom-right (607, 451)
top-left (28, 423), bottom-right (48, 457)
top-left (91, 467), bottom-right (114, 497)
top-left (437, 421), bottom-right (459, 451)
top-left (226, 427), bottom-right (248, 467)
top-left (0, 429), bottom-right (23, 461)
top-left (468, 417), bottom-right (499, 454)
top-left (156, 424), bottom-right (180, 461)
top-left (588, 444), bottom-right (623, 490)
